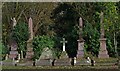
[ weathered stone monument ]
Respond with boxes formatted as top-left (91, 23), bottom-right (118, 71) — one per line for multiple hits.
top-left (98, 12), bottom-right (109, 58)
top-left (9, 40), bottom-right (18, 59)
top-left (36, 47), bottom-right (53, 66)
top-left (25, 17), bottom-right (34, 60)
top-left (54, 38), bottom-right (71, 66)
top-left (75, 17), bottom-right (85, 66)
top-left (2, 18), bottom-right (18, 66)
top-left (9, 17), bottom-right (18, 60)
top-left (77, 17), bottom-right (84, 58)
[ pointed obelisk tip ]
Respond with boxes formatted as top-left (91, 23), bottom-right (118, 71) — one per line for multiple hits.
top-left (101, 11), bottom-right (103, 14)
top-left (79, 17), bottom-right (83, 27)
top-left (79, 17), bottom-right (82, 20)
top-left (29, 17), bottom-right (32, 20)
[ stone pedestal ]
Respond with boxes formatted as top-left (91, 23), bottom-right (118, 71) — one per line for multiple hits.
top-left (25, 40), bottom-right (34, 60)
top-left (54, 51), bottom-right (71, 66)
top-left (9, 41), bottom-right (18, 59)
top-left (9, 51), bottom-right (18, 59)
top-left (74, 58), bottom-right (88, 66)
top-left (98, 38), bottom-right (109, 58)
top-left (77, 40), bottom-right (84, 58)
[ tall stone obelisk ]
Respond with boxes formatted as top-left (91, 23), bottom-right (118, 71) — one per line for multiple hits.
top-left (75, 17), bottom-right (85, 66)
top-left (98, 12), bottom-right (109, 58)
top-left (25, 17), bottom-right (34, 60)
top-left (77, 17), bottom-right (85, 58)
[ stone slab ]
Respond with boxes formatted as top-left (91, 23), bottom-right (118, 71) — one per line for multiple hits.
top-left (2, 61), bottom-right (15, 66)
top-left (74, 58), bottom-right (90, 66)
top-left (17, 61), bottom-right (33, 66)
top-left (54, 58), bottom-right (71, 66)
top-left (35, 59), bottom-right (52, 66)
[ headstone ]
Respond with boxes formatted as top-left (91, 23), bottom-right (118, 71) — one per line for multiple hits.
top-left (26, 17), bottom-right (34, 60)
top-left (54, 38), bottom-right (71, 66)
top-left (36, 47), bottom-right (53, 66)
top-left (39, 47), bottom-right (53, 59)
top-left (9, 40), bottom-right (18, 59)
top-left (98, 12), bottom-right (109, 58)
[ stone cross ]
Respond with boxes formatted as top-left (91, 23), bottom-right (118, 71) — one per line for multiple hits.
top-left (28, 17), bottom-right (33, 40)
top-left (100, 12), bottom-right (105, 38)
top-left (11, 17), bottom-right (17, 28)
top-left (60, 38), bottom-right (67, 51)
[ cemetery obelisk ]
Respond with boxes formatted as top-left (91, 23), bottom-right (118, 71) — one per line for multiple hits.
top-left (98, 12), bottom-right (109, 58)
top-left (25, 17), bottom-right (34, 60)
top-left (77, 17), bottom-right (84, 58)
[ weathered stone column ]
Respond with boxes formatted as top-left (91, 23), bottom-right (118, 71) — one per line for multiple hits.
top-left (25, 17), bottom-right (34, 60)
top-left (98, 12), bottom-right (109, 58)
top-left (77, 17), bottom-right (84, 58)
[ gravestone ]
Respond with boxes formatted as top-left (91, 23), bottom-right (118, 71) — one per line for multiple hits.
top-left (54, 38), bottom-right (71, 66)
top-left (9, 40), bottom-right (18, 59)
top-left (77, 17), bottom-right (85, 58)
top-left (75, 17), bottom-right (85, 66)
top-left (98, 12), bottom-right (109, 58)
top-left (26, 17), bottom-right (34, 60)
top-left (36, 47), bottom-right (53, 66)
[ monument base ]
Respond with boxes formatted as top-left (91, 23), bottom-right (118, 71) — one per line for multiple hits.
top-left (74, 58), bottom-right (88, 66)
top-left (54, 51), bottom-right (70, 66)
top-left (25, 40), bottom-right (34, 60)
top-left (59, 51), bottom-right (69, 59)
top-left (77, 39), bottom-right (84, 58)
top-left (98, 38), bottom-right (109, 58)
top-left (98, 50), bottom-right (109, 58)
top-left (77, 50), bottom-right (84, 58)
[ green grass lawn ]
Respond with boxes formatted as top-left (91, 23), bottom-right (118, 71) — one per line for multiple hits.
top-left (2, 65), bottom-right (118, 69)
